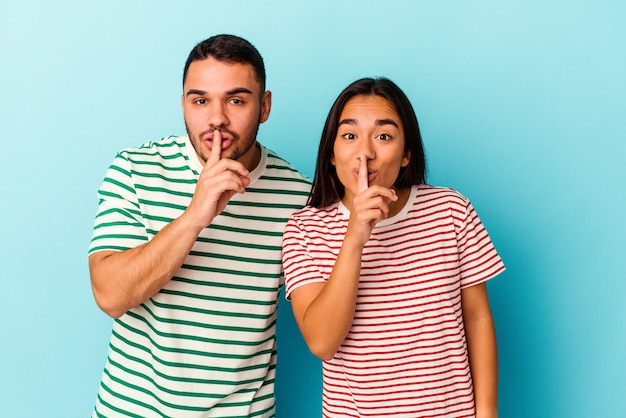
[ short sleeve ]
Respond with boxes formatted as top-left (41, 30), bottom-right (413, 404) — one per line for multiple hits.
top-left (453, 199), bottom-right (505, 288)
top-left (281, 215), bottom-right (327, 299)
top-left (88, 152), bottom-right (149, 255)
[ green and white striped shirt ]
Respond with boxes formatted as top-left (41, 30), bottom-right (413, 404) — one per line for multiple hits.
top-left (89, 135), bottom-right (311, 417)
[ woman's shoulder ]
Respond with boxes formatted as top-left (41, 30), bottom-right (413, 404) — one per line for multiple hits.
top-left (415, 184), bottom-right (471, 207)
top-left (289, 203), bottom-right (341, 223)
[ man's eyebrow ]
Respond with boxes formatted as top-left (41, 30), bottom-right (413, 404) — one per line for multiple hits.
top-left (184, 87), bottom-right (254, 97)
top-left (185, 89), bottom-right (206, 97)
top-left (226, 87), bottom-right (254, 95)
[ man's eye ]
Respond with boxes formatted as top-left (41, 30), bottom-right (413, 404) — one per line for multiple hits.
top-left (230, 98), bottom-right (243, 105)
top-left (195, 99), bottom-right (206, 105)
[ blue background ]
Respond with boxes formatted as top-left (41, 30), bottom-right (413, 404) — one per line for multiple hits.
top-left (1, 1), bottom-right (624, 417)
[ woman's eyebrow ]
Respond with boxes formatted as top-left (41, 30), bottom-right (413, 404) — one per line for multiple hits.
top-left (375, 118), bottom-right (399, 127)
top-left (338, 118), bottom-right (399, 127)
top-left (338, 118), bottom-right (358, 126)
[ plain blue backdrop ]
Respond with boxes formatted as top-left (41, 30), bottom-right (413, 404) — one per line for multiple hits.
top-left (1, 1), bottom-right (624, 417)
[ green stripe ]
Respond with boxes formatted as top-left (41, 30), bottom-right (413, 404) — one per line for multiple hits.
top-left (109, 162), bottom-right (131, 177)
top-left (97, 389), bottom-right (152, 417)
top-left (89, 245), bottom-right (130, 253)
top-left (188, 250), bottom-right (280, 265)
top-left (127, 159), bottom-right (190, 171)
top-left (103, 176), bottom-right (136, 195)
top-left (94, 206), bottom-right (142, 220)
top-left (143, 214), bottom-right (175, 223)
top-left (195, 236), bottom-right (279, 251)
top-left (90, 233), bottom-right (148, 242)
top-left (170, 273), bottom-right (279, 291)
top-left (211, 391), bottom-right (276, 410)
top-left (245, 400), bottom-right (275, 417)
top-left (219, 211), bottom-right (289, 223)
top-left (102, 369), bottom-right (209, 412)
top-left (93, 220), bottom-right (144, 230)
top-left (138, 198), bottom-right (187, 211)
top-left (99, 190), bottom-right (141, 210)
top-left (259, 175), bottom-right (311, 185)
top-left (98, 355), bottom-right (276, 415)
top-left (180, 264), bottom-right (281, 280)
top-left (94, 207), bottom-right (139, 219)
top-left (228, 200), bottom-right (306, 209)
top-left (140, 303), bottom-right (275, 333)
top-left (126, 150), bottom-right (184, 160)
top-left (109, 354), bottom-right (266, 388)
top-left (245, 187), bottom-right (310, 196)
top-left (111, 328), bottom-right (272, 372)
top-left (136, 183), bottom-right (193, 198)
top-left (150, 298), bottom-right (273, 320)
top-left (207, 224), bottom-right (283, 237)
top-left (124, 311), bottom-right (276, 346)
top-left (129, 169), bottom-right (197, 184)
top-left (136, 137), bottom-right (182, 150)
top-left (160, 287), bottom-right (277, 305)
top-left (140, 207), bottom-right (305, 228)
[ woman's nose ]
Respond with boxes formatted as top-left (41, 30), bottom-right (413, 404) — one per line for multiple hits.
top-left (358, 140), bottom-right (375, 160)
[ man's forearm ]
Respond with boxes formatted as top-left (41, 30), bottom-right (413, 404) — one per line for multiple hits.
top-left (89, 212), bottom-right (204, 318)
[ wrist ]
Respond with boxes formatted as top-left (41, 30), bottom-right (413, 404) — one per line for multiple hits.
top-left (475, 405), bottom-right (498, 418)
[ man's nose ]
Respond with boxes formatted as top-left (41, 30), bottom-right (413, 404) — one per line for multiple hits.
top-left (207, 102), bottom-right (229, 127)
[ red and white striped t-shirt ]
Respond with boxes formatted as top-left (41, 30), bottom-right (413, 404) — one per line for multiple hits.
top-left (282, 184), bottom-right (505, 418)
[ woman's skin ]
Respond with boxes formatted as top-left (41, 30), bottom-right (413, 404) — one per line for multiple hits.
top-left (290, 94), bottom-right (498, 418)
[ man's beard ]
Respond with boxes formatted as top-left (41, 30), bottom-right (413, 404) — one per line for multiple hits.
top-left (185, 120), bottom-right (261, 164)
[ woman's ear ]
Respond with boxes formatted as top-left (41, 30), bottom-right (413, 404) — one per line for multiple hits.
top-left (401, 149), bottom-right (411, 167)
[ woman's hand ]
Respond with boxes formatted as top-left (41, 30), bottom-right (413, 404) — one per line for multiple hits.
top-left (345, 154), bottom-right (397, 247)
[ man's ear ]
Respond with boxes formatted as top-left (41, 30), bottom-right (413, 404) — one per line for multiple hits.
top-left (259, 90), bottom-right (272, 124)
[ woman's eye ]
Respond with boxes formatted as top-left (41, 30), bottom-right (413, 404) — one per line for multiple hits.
top-left (342, 133), bottom-right (356, 140)
top-left (378, 133), bottom-right (391, 140)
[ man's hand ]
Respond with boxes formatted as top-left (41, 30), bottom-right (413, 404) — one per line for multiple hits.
top-left (184, 130), bottom-right (251, 231)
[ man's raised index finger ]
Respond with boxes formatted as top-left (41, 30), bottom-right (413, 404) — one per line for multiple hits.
top-left (208, 129), bottom-right (222, 165)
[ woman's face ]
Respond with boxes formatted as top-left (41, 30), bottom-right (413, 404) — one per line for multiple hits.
top-left (331, 94), bottom-right (410, 204)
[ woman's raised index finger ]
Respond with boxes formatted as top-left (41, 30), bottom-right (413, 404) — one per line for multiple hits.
top-left (357, 154), bottom-right (368, 193)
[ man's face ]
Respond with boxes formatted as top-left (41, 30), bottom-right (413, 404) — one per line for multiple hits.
top-left (182, 57), bottom-right (271, 169)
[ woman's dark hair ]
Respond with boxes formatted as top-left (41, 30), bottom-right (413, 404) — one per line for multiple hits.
top-left (182, 34), bottom-right (266, 91)
top-left (308, 77), bottom-right (427, 208)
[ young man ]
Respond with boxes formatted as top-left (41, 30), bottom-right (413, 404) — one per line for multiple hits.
top-left (88, 34), bottom-right (311, 417)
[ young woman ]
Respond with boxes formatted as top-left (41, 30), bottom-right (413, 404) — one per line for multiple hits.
top-left (282, 77), bottom-right (505, 418)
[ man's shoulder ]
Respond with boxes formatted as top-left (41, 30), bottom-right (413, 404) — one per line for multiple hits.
top-left (262, 146), bottom-right (312, 184)
top-left (115, 135), bottom-right (188, 161)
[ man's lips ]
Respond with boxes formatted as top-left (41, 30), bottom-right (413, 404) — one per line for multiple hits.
top-left (203, 132), bottom-right (234, 149)
top-left (205, 138), bottom-right (233, 149)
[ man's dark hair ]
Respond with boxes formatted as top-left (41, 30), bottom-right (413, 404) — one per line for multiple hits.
top-left (182, 34), bottom-right (266, 91)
